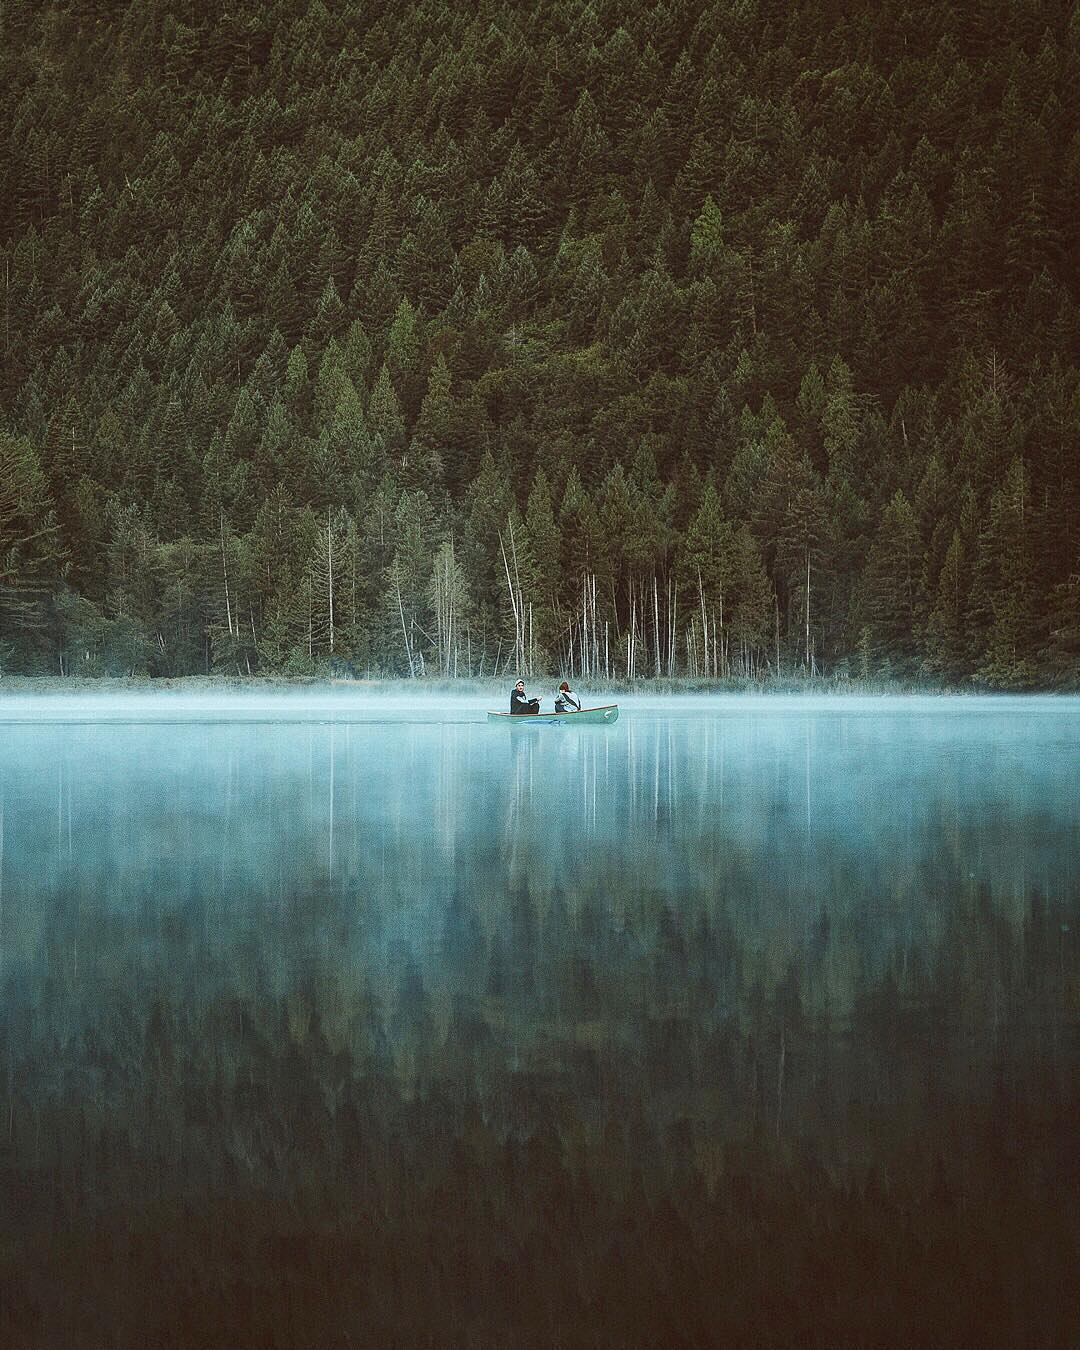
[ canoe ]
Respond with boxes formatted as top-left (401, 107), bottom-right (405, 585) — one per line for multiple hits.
top-left (487, 704), bottom-right (619, 725)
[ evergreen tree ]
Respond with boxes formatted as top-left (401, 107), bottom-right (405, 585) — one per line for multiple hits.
top-left (855, 490), bottom-right (927, 669)
top-left (0, 432), bottom-right (64, 656)
top-left (974, 457), bottom-right (1038, 687)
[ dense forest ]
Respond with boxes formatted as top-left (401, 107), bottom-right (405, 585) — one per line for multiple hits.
top-left (2, 0), bottom-right (1078, 684)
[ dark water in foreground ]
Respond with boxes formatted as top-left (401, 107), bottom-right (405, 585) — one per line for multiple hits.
top-left (1, 695), bottom-right (1077, 1348)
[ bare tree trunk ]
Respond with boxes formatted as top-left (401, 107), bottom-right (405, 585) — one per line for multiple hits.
top-left (592, 575), bottom-right (599, 676)
top-left (668, 579), bottom-right (678, 677)
top-left (500, 531), bottom-right (523, 674)
top-left (507, 519), bottom-right (528, 675)
top-left (586, 578), bottom-right (591, 678)
top-left (327, 508), bottom-right (335, 654)
top-left (220, 509), bottom-right (234, 637)
top-left (448, 553), bottom-right (455, 677)
top-left (653, 574), bottom-right (661, 676)
top-left (396, 578), bottom-right (414, 676)
top-left (805, 548), bottom-right (811, 674)
top-left (775, 593), bottom-right (781, 678)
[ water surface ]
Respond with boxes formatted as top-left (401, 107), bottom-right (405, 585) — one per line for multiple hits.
top-left (1, 694), bottom-right (1077, 1347)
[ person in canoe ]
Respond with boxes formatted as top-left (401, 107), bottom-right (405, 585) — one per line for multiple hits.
top-left (554, 680), bottom-right (581, 713)
top-left (510, 680), bottom-right (540, 714)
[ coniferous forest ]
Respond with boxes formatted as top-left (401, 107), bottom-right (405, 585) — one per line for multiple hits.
top-left (2, 0), bottom-right (1079, 685)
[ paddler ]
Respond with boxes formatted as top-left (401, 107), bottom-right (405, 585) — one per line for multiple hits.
top-left (554, 680), bottom-right (581, 713)
top-left (509, 680), bottom-right (540, 714)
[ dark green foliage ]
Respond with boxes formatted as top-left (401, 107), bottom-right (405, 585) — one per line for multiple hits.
top-left (1, 0), bottom-right (1077, 684)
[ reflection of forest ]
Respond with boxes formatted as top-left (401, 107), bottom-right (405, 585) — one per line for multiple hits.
top-left (1, 870), bottom-right (1076, 1347)
top-left (0, 713), bottom-right (1077, 1345)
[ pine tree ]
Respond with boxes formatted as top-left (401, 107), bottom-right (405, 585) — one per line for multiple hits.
top-left (924, 528), bottom-right (972, 679)
top-left (306, 276), bottom-right (346, 347)
top-left (0, 431), bottom-right (64, 651)
top-left (855, 490), bottom-right (927, 668)
top-left (255, 398), bottom-right (296, 493)
top-left (688, 194), bottom-right (724, 278)
top-left (385, 297), bottom-right (424, 418)
top-left (975, 456), bottom-right (1038, 687)
top-left (368, 363), bottom-right (407, 468)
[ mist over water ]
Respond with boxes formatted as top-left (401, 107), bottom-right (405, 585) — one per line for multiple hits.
top-left (1, 694), bottom-right (1078, 1347)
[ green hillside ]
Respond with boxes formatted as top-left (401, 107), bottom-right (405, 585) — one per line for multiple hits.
top-left (2, 0), bottom-right (1078, 683)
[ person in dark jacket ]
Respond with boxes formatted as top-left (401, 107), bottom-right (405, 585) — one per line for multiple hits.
top-left (510, 680), bottom-right (540, 714)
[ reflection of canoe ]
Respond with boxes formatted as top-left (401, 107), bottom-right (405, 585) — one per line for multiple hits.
top-left (487, 704), bottom-right (619, 726)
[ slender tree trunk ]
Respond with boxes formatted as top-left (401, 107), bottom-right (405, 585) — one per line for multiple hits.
top-left (805, 549), bottom-right (811, 674)
top-left (585, 577), bottom-right (590, 677)
top-left (592, 575), bottom-right (599, 676)
top-left (446, 557), bottom-right (452, 674)
top-left (220, 509), bottom-right (234, 637)
top-left (653, 574), bottom-right (661, 677)
top-left (508, 519), bottom-right (528, 675)
top-left (500, 531), bottom-right (523, 674)
top-left (396, 578), bottom-right (414, 676)
top-left (327, 508), bottom-right (334, 654)
top-left (775, 593), bottom-right (781, 678)
top-left (668, 579), bottom-right (678, 677)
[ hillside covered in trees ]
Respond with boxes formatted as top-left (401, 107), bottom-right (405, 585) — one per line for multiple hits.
top-left (2, 0), bottom-right (1078, 684)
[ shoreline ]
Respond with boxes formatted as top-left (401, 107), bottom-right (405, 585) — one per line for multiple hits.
top-left (1, 672), bottom-right (1076, 698)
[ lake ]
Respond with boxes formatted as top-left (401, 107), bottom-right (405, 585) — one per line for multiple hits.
top-left (1, 693), bottom-right (1077, 1348)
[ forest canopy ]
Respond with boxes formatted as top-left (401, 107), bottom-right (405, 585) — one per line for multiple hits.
top-left (2, 0), bottom-right (1078, 684)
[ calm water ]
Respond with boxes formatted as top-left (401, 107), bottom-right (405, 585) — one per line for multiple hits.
top-left (1, 693), bottom-right (1078, 1348)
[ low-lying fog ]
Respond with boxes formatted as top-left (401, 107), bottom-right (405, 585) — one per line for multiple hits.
top-left (2, 685), bottom-right (1077, 721)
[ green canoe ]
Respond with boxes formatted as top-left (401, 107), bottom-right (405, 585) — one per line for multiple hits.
top-left (487, 704), bottom-right (619, 725)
